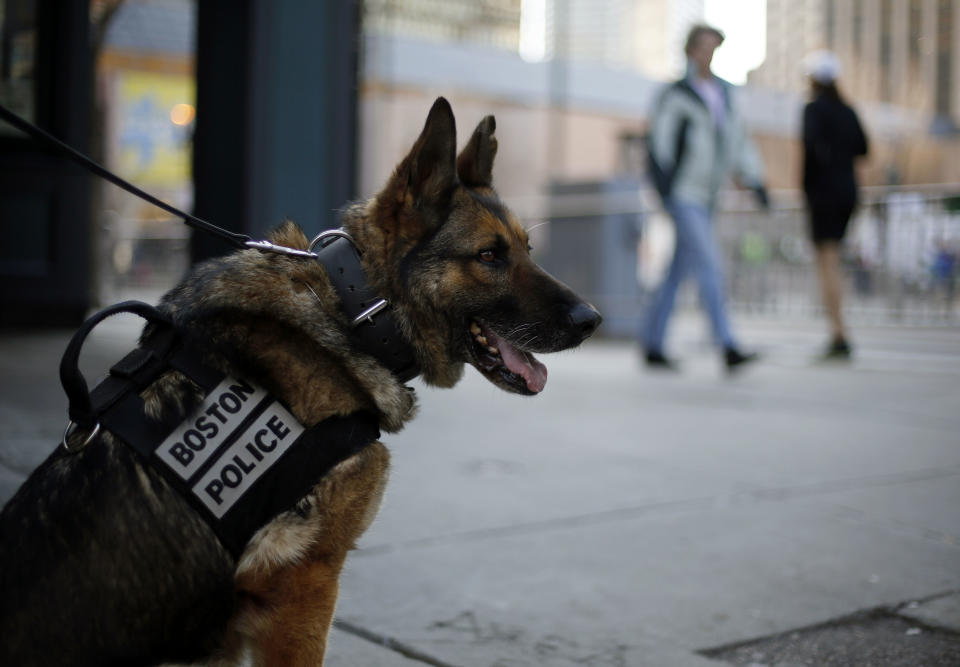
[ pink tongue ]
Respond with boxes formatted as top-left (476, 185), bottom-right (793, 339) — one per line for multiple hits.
top-left (485, 328), bottom-right (548, 393)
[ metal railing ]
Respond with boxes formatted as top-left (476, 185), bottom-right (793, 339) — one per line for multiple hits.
top-left (716, 186), bottom-right (960, 324)
top-left (92, 185), bottom-right (960, 329)
top-left (531, 183), bottom-right (960, 334)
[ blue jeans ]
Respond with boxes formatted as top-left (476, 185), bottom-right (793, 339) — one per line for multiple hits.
top-left (641, 199), bottom-right (736, 352)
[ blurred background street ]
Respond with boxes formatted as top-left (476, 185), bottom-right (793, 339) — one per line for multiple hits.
top-left (2, 0), bottom-right (960, 664)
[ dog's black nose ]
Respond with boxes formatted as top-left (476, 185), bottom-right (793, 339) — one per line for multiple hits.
top-left (567, 302), bottom-right (602, 341)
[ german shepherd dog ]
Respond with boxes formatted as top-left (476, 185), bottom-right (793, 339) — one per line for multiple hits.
top-left (0, 98), bottom-right (600, 666)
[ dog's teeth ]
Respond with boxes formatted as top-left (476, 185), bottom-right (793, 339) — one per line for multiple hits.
top-left (469, 322), bottom-right (481, 335)
top-left (477, 335), bottom-right (488, 346)
top-left (488, 346), bottom-right (499, 355)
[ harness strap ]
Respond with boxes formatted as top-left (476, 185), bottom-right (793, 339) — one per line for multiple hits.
top-left (60, 302), bottom-right (381, 558)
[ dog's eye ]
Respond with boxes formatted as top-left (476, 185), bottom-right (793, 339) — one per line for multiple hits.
top-left (478, 249), bottom-right (497, 263)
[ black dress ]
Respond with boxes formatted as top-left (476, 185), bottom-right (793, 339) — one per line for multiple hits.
top-left (802, 93), bottom-right (868, 244)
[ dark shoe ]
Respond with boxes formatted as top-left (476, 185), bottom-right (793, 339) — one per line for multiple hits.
top-left (820, 338), bottom-right (852, 361)
top-left (644, 350), bottom-right (679, 371)
top-left (724, 347), bottom-right (759, 372)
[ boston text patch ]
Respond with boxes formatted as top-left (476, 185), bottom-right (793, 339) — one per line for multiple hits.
top-left (154, 377), bottom-right (305, 518)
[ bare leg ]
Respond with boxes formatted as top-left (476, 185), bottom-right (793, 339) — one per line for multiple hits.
top-left (814, 241), bottom-right (846, 342)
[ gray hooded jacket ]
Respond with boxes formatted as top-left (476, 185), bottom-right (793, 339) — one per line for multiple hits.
top-left (648, 71), bottom-right (765, 210)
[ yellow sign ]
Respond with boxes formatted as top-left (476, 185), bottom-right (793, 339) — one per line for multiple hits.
top-left (115, 71), bottom-right (195, 187)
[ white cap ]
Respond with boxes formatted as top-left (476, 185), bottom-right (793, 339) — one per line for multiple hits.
top-left (803, 50), bottom-right (840, 83)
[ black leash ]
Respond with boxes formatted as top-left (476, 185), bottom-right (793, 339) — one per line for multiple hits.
top-left (0, 103), bottom-right (314, 258)
top-left (2, 101), bottom-right (420, 380)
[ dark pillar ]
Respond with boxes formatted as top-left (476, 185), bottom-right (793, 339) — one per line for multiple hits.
top-left (192, 0), bottom-right (360, 263)
top-left (0, 1), bottom-right (92, 325)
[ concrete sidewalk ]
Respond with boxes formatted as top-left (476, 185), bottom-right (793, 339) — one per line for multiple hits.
top-left (2, 313), bottom-right (959, 665)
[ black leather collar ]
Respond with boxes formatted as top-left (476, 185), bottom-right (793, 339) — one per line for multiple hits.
top-left (311, 233), bottom-right (420, 383)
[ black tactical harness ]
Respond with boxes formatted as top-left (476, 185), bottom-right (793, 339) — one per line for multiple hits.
top-left (59, 301), bottom-right (392, 557)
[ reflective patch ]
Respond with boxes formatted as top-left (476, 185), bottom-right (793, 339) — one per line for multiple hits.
top-left (156, 377), bottom-right (268, 480)
top-left (192, 401), bottom-right (304, 518)
top-left (153, 377), bottom-right (306, 518)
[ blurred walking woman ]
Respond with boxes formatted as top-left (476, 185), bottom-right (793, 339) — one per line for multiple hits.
top-left (801, 51), bottom-right (868, 359)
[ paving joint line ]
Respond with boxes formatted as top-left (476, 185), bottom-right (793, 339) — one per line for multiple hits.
top-left (635, 383), bottom-right (960, 435)
top-left (827, 502), bottom-right (960, 548)
top-left (696, 589), bottom-right (960, 658)
top-left (356, 496), bottom-right (717, 556)
top-left (739, 464), bottom-right (960, 503)
top-left (332, 618), bottom-right (461, 666)
top-left (358, 466), bottom-right (960, 556)
top-left (0, 459), bottom-right (33, 477)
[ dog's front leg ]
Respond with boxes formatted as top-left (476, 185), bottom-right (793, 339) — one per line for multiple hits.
top-left (230, 442), bottom-right (391, 666)
top-left (235, 554), bottom-right (346, 666)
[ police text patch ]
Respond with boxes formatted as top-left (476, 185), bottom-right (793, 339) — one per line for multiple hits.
top-left (154, 377), bottom-right (305, 518)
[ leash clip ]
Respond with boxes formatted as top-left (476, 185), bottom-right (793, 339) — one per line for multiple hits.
top-left (61, 421), bottom-right (101, 453)
top-left (247, 229), bottom-right (362, 259)
top-left (245, 239), bottom-right (319, 259)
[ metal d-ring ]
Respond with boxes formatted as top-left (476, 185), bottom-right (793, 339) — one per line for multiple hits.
top-left (308, 229), bottom-right (358, 254)
top-left (61, 420), bottom-right (101, 453)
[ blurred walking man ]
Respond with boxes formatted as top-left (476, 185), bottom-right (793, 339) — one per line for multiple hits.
top-left (643, 24), bottom-right (768, 372)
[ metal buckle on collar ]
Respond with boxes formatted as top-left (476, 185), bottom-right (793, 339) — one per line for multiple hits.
top-left (61, 420), bottom-right (101, 453)
top-left (351, 299), bottom-right (388, 328)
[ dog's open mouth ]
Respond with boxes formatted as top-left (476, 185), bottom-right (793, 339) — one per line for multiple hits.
top-left (468, 321), bottom-right (547, 395)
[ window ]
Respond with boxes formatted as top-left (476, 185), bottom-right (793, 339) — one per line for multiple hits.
top-left (0, 0), bottom-right (37, 133)
top-left (908, 0), bottom-right (923, 62)
top-left (880, 0), bottom-right (892, 100)
top-left (852, 0), bottom-right (863, 53)
top-left (935, 0), bottom-right (953, 116)
top-left (824, 0), bottom-right (835, 50)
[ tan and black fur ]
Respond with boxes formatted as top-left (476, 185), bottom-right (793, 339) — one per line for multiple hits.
top-left (0, 97), bottom-right (600, 666)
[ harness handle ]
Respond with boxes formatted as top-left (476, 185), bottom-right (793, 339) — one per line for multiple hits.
top-left (59, 301), bottom-right (172, 432)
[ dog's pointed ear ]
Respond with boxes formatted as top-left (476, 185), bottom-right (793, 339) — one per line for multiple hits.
top-left (457, 115), bottom-right (497, 188)
top-left (393, 97), bottom-right (458, 208)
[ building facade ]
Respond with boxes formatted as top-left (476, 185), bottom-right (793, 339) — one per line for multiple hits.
top-left (359, 0), bottom-right (960, 196)
top-left (753, 0), bottom-right (960, 132)
top-left (362, 0), bottom-right (704, 78)
top-left (629, 0), bottom-right (705, 80)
